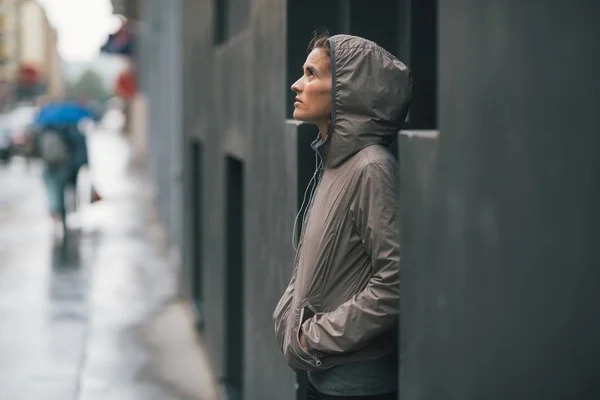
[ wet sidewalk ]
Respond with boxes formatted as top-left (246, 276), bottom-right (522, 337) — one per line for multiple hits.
top-left (0, 129), bottom-right (218, 400)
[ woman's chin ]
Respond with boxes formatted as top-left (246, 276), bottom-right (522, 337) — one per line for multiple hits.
top-left (293, 111), bottom-right (310, 123)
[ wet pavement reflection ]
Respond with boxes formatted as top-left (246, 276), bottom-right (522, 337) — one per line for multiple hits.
top-left (0, 159), bottom-right (89, 399)
top-left (0, 131), bottom-right (216, 400)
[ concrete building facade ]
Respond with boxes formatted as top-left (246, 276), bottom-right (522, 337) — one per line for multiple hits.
top-left (120, 1), bottom-right (600, 399)
top-left (0, 0), bottom-right (63, 104)
top-left (17, 0), bottom-right (63, 99)
top-left (0, 0), bottom-right (19, 108)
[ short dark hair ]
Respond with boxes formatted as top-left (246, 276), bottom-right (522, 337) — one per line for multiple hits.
top-left (308, 29), bottom-right (331, 59)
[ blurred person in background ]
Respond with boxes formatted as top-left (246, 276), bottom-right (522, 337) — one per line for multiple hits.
top-left (32, 97), bottom-right (101, 241)
top-left (0, 114), bottom-right (13, 164)
top-left (273, 33), bottom-right (411, 400)
top-left (5, 102), bottom-right (39, 168)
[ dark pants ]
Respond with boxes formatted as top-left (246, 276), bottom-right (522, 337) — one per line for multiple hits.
top-left (307, 382), bottom-right (397, 400)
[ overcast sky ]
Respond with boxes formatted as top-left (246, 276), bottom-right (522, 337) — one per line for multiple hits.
top-left (38, 0), bottom-right (122, 62)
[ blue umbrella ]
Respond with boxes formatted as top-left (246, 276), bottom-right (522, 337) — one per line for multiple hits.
top-left (33, 102), bottom-right (98, 128)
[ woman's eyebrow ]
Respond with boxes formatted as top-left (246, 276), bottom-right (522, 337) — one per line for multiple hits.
top-left (303, 64), bottom-right (318, 74)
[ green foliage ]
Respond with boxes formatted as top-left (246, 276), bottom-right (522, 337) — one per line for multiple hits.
top-left (65, 69), bottom-right (110, 104)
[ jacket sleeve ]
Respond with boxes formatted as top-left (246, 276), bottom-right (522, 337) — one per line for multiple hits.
top-left (302, 162), bottom-right (400, 355)
top-left (273, 261), bottom-right (298, 352)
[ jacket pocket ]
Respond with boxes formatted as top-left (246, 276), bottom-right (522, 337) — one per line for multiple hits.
top-left (296, 304), bottom-right (322, 367)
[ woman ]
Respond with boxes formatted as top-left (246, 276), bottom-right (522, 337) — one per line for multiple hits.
top-left (273, 33), bottom-right (412, 400)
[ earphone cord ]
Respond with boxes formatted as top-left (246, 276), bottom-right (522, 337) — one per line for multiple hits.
top-left (292, 151), bottom-right (322, 251)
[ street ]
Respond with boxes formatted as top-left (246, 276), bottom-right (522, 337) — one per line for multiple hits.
top-left (0, 129), bottom-right (217, 400)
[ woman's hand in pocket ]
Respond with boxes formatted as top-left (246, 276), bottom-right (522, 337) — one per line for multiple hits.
top-left (299, 331), bottom-right (308, 351)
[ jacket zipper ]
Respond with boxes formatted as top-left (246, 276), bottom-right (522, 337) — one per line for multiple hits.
top-left (305, 337), bottom-right (322, 367)
top-left (311, 354), bottom-right (322, 367)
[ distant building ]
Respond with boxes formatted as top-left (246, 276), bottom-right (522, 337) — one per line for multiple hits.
top-left (0, 0), bottom-right (19, 109)
top-left (17, 0), bottom-right (63, 101)
top-left (0, 0), bottom-right (63, 105)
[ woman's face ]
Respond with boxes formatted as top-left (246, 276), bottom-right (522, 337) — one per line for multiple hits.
top-left (291, 48), bottom-right (332, 128)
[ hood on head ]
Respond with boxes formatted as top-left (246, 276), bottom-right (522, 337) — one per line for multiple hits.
top-left (320, 34), bottom-right (412, 168)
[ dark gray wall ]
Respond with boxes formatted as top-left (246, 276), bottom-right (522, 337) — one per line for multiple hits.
top-left (179, 1), bottom-right (298, 398)
top-left (180, 0), bottom-right (213, 325)
top-left (400, 2), bottom-right (600, 399)
top-left (138, 0), bottom-right (184, 251)
top-left (245, 1), bottom-right (299, 398)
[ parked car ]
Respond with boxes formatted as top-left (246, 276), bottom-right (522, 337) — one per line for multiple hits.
top-left (7, 105), bottom-right (38, 158)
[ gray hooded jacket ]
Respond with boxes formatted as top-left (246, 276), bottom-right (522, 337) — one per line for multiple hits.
top-left (273, 35), bottom-right (412, 372)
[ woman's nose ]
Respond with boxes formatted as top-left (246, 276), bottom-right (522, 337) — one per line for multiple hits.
top-left (291, 77), bottom-right (302, 92)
